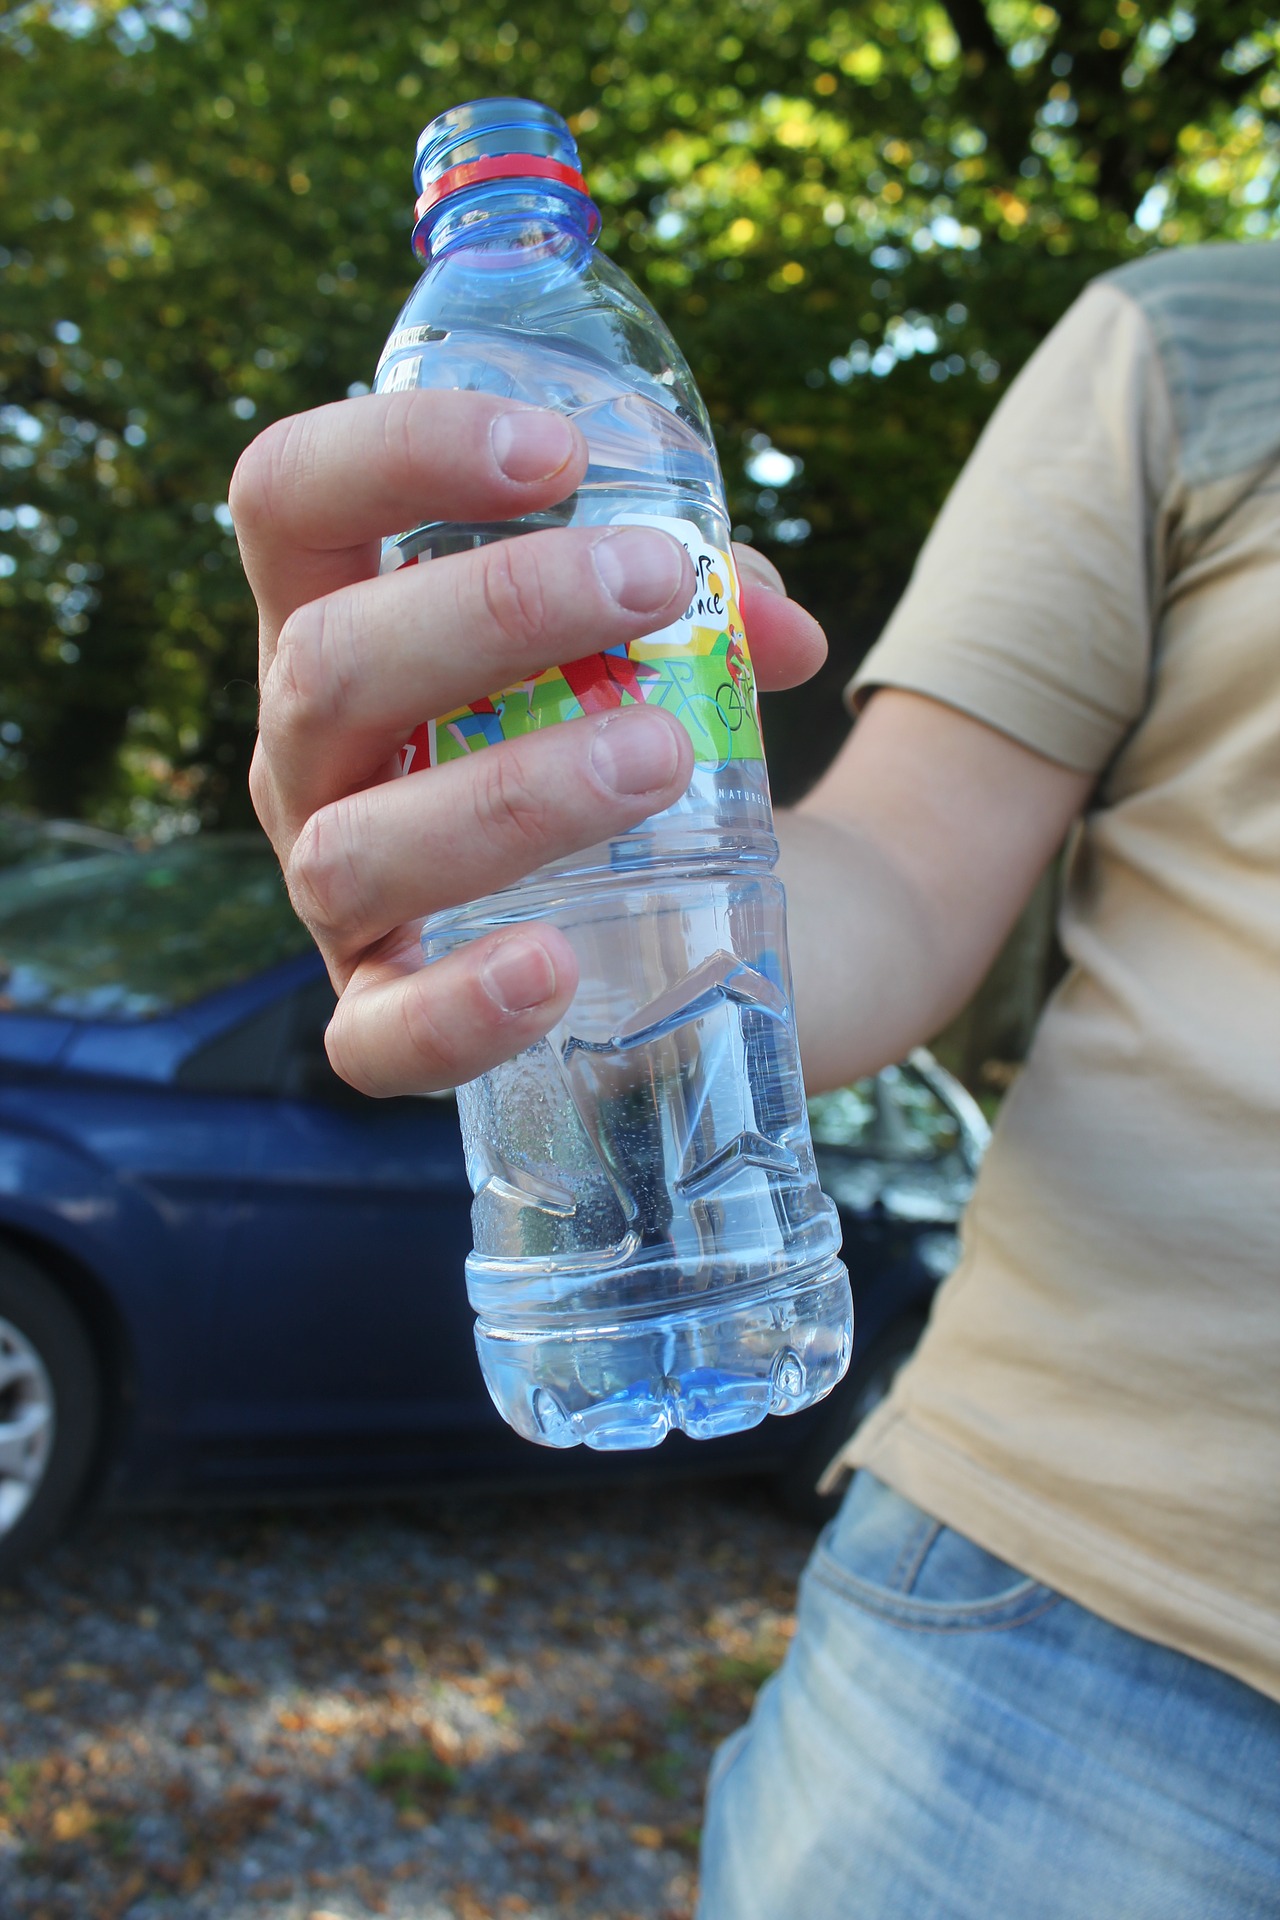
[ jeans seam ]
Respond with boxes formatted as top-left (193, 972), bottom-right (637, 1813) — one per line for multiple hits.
top-left (806, 1549), bottom-right (1061, 1635)
top-left (897, 1520), bottom-right (943, 1596)
top-left (814, 1539), bottom-right (1045, 1614)
top-left (885, 1515), bottom-right (942, 1594)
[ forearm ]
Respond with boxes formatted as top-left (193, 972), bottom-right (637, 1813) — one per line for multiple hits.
top-left (776, 690), bottom-right (1094, 1092)
top-left (779, 808), bottom-right (993, 1091)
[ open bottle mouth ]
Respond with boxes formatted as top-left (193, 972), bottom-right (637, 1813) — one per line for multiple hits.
top-left (411, 96), bottom-right (599, 259)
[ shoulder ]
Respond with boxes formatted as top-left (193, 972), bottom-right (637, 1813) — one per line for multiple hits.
top-left (1100, 238), bottom-right (1280, 308)
top-left (1095, 242), bottom-right (1280, 487)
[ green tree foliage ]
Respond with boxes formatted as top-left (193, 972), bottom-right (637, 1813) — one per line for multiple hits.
top-left (1, 0), bottom-right (1277, 823)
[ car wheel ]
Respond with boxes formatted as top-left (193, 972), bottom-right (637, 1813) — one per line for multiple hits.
top-left (0, 1247), bottom-right (102, 1581)
top-left (770, 1313), bottom-right (927, 1528)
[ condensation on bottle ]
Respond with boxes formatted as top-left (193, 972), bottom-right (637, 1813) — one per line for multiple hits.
top-left (374, 97), bottom-right (852, 1450)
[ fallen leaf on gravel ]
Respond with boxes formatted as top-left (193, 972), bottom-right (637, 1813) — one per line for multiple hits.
top-left (179, 1854), bottom-right (208, 1892)
top-left (50, 1799), bottom-right (97, 1841)
top-left (97, 1867), bottom-right (147, 1920)
top-left (352, 1864), bottom-right (389, 1911)
top-left (21, 1689), bottom-right (57, 1712)
top-left (202, 1787), bottom-right (281, 1846)
top-left (205, 1668), bottom-right (257, 1697)
top-left (629, 1824), bottom-right (665, 1849)
top-left (449, 1885), bottom-right (493, 1920)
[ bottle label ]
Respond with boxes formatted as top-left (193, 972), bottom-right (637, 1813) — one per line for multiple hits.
top-left (399, 515), bottom-right (763, 774)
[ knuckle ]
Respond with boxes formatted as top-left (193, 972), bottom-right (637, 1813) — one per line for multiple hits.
top-left (227, 414), bottom-right (306, 542)
top-left (380, 390), bottom-right (424, 487)
top-left (263, 603), bottom-right (316, 727)
top-left (266, 592), bottom-right (354, 735)
top-left (397, 984), bottom-right (464, 1090)
top-left (479, 536), bottom-right (551, 653)
top-left (323, 998), bottom-right (381, 1099)
top-left (327, 979), bottom-right (459, 1098)
top-left (247, 740), bottom-right (280, 837)
top-left (226, 437), bottom-right (269, 539)
top-left (285, 801), bottom-right (367, 940)
top-left (474, 746), bottom-right (554, 852)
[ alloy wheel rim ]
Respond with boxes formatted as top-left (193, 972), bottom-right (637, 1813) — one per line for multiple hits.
top-left (0, 1315), bottom-right (56, 1536)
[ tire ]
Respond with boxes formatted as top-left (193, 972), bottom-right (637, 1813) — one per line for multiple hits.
top-left (0, 1247), bottom-right (102, 1582)
top-left (771, 1314), bottom-right (927, 1528)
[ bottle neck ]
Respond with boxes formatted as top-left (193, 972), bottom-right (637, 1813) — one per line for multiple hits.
top-left (415, 181), bottom-right (598, 266)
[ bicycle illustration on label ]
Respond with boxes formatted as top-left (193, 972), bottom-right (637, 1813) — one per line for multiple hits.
top-left (637, 654), bottom-right (753, 765)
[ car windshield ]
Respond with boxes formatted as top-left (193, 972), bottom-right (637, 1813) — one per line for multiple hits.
top-left (0, 835), bottom-right (315, 1021)
top-left (808, 1066), bottom-right (962, 1159)
top-left (0, 813), bottom-right (130, 870)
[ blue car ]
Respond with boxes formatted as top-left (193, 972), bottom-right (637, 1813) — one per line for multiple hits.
top-left (0, 835), bottom-right (986, 1575)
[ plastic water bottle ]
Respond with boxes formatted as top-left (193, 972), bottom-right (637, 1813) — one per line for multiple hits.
top-left (375, 98), bottom-right (852, 1450)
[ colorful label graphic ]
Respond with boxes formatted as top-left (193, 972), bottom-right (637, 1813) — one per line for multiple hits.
top-left (399, 515), bottom-right (762, 774)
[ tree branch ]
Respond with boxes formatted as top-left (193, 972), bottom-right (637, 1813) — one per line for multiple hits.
top-left (938, 0), bottom-right (1004, 68)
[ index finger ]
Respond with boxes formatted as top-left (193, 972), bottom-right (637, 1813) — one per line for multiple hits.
top-left (228, 390), bottom-right (589, 658)
top-left (733, 543), bottom-right (829, 690)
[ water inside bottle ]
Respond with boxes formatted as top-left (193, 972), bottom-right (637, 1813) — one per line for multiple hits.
top-left (381, 188), bottom-right (852, 1449)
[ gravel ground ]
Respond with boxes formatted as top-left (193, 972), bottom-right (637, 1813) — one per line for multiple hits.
top-left (0, 1481), bottom-right (817, 1920)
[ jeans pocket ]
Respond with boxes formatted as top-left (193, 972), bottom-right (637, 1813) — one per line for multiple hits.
top-left (806, 1472), bottom-right (1060, 1635)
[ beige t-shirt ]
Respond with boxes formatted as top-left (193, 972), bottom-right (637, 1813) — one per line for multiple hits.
top-left (840, 241), bottom-right (1280, 1702)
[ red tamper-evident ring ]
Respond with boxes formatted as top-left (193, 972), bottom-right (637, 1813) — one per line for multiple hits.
top-left (414, 152), bottom-right (590, 224)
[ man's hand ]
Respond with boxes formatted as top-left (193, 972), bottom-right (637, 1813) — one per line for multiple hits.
top-left (233, 389), bottom-right (827, 1098)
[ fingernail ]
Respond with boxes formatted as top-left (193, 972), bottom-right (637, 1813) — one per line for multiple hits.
top-left (592, 527), bottom-right (688, 614)
top-left (480, 934), bottom-right (559, 1014)
top-left (490, 409), bottom-right (577, 483)
top-left (590, 709), bottom-right (681, 795)
top-left (735, 549), bottom-right (786, 595)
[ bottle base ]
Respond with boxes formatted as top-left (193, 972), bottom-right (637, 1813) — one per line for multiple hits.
top-left (474, 1259), bottom-right (852, 1451)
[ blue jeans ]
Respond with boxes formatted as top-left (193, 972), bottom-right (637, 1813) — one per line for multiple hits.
top-left (697, 1473), bottom-right (1280, 1920)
